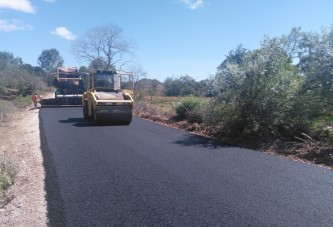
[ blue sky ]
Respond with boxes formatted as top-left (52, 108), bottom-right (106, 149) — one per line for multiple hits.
top-left (1, 0), bottom-right (333, 82)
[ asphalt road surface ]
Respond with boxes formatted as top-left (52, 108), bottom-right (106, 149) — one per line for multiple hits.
top-left (39, 107), bottom-right (333, 226)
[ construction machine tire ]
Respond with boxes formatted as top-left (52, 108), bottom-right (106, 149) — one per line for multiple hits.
top-left (92, 107), bottom-right (132, 125)
top-left (122, 114), bottom-right (132, 125)
top-left (83, 105), bottom-right (89, 119)
top-left (92, 107), bottom-right (98, 123)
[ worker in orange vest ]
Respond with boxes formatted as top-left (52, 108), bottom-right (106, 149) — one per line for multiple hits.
top-left (32, 92), bottom-right (38, 109)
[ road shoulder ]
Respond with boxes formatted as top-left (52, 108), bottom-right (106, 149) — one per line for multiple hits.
top-left (0, 103), bottom-right (47, 226)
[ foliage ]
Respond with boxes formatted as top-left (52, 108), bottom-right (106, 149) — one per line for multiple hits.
top-left (163, 75), bottom-right (213, 97)
top-left (207, 27), bottom-right (333, 141)
top-left (0, 51), bottom-right (48, 98)
top-left (37, 48), bottom-right (64, 73)
top-left (134, 78), bottom-right (163, 99)
top-left (175, 97), bottom-right (206, 122)
top-left (211, 41), bottom-right (296, 138)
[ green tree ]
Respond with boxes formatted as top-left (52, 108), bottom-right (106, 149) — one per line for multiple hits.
top-left (179, 75), bottom-right (197, 96)
top-left (197, 78), bottom-right (215, 97)
top-left (163, 75), bottom-right (199, 97)
top-left (37, 48), bottom-right (64, 73)
top-left (163, 77), bottom-right (181, 96)
top-left (210, 37), bottom-right (300, 138)
top-left (21, 64), bottom-right (45, 77)
top-left (284, 27), bottom-right (333, 135)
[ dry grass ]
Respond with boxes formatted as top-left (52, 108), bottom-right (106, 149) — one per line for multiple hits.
top-left (0, 100), bottom-right (17, 127)
top-left (0, 157), bottom-right (18, 207)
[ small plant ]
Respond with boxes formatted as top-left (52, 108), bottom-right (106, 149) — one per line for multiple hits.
top-left (175, 97), bottom-right (204, 122)
top-left (0, 157), bottom-right (18, 207)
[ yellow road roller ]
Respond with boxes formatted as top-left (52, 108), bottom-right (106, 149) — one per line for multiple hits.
top-left (82, 70), bottom-right (134, 125)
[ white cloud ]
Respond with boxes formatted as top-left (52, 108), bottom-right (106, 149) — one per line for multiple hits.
top-left (181, 0), bottom-right (204, 10)
top-left (51, 27), bottom-right (76, 40)
top-left (0, 0), bottom-right (36, 13)
top-left (0, 19), bottom-right (33, 32)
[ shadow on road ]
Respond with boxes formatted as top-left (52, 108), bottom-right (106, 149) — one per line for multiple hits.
top-left (59, 118), bottom-right (131, 127)
top-left (173, 133), bottom-right (231, 149)
top-left (59, 118), bottom-right (94, 127)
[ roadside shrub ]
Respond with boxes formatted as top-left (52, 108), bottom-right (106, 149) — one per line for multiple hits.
top-left (310, 114), bottom-right (333, 144)
top-left (0, 158), bottom-right (18, 207)
top-left (175, 97), bottom-right (204, 122)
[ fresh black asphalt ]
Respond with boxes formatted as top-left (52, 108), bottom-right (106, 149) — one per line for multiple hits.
top-left (39, 107), bottom-right (333, 226)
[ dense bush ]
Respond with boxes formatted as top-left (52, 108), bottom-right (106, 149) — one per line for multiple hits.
top-left (175, 97), bottom-right (205, 122)
top-left (206, 27), bottom-right (333, 141)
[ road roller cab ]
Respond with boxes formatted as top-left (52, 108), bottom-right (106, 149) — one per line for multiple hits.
top-left (82, 70), bottom-right (134, 125)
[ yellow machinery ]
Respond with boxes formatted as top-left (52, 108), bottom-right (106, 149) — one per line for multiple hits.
top-left (82, 70), bottom-right (134, 125)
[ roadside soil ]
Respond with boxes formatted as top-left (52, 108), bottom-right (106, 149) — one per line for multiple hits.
top-left (0, 100), bottom-right (48, 226)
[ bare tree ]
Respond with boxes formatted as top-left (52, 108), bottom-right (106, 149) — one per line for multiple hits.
top-left (72, 24), bottom-right (134, 70)
top-left (127, 65), bottom-right (147, 92)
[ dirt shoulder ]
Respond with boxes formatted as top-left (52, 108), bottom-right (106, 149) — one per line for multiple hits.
top-left (0, 102), bottom-right (47, 226)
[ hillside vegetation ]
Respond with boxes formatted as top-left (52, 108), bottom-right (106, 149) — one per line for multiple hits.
top-left (0, 52), bottom-right (49, 120)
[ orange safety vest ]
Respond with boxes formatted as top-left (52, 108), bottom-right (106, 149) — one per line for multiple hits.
top-left (32, 95), bottom-right (38, 103)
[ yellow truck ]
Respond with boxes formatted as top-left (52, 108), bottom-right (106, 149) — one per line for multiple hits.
top-left (82, 70), bottom-right (134, 125)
